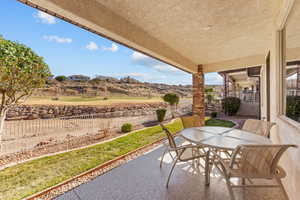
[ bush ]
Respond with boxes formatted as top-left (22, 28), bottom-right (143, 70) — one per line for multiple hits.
top-left (286, 96), bottom-right (300, 122)
top-left (222, 97), bottom-right (241, 116)
top-left (55, 75), bottom-right (67, 82)
top-left (162, 93), bottom-right (179, 106)
top-left (121, 123), bottom-right (132, 133)
top-left (51, 97), bottom-right (59, 101)
top-left (163, 93), bottom-right (179, 118)
top-left (156, 109), bottom-right (167, 122)
top-left (211, 111), bottom-right (218, 118)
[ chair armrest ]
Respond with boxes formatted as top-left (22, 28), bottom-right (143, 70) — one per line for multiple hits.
top-left (169, 144), bottom-right (195, 151)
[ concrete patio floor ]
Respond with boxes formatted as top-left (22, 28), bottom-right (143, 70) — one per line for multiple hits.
top-left (55, 141), bottom-right (286, 200)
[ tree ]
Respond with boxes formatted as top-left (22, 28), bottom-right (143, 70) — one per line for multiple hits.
top-left (0, 36), bottom-right (51, 140)
top-left (55, 75), bottom-right (67, 82)
top-left (163, 93), bottom-right (179, 118)
top-left (205, 87), bottom-right (214, 104)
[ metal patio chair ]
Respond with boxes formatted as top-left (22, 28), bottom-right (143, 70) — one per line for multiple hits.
top-left (211, 144), bottom-right (297, 200)
top-left (160, 124), bottom-right (207, 187)
top-left (159, 115), bottom-right (198, 168)
top-left (242, 119), bottom-right (275, 138)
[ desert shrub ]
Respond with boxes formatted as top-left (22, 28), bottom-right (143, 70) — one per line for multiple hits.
top-left (55, 75), bottom-right (67, 82)
top-left (163, 93), bottom-right (179, 106)
top-left (103, 97), bottom-right (108, 100)
top-left (163, 93), bottom-right (179, 118)
top-left (286, 96), bottom-right (300, 122)
top-left (121, 123), bottom-right (132, 133)
top-left (51, 97), bottom-right (59, 101)
top-left (211, 111), bottom-right (218, 118)
top-left (156, 109), bottom-right (167, 122)
top-left (222, 97), bottom-right (241, 116)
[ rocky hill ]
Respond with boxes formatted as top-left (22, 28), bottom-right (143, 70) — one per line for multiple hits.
top-left (34, 76), bottom-right (193, 98)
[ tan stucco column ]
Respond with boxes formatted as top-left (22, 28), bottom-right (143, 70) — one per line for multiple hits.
top-left (192, 65), bottom-right (205, 126)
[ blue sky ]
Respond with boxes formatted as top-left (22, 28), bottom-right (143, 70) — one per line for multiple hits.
top-left (0, 0), bottom-right (223, 85)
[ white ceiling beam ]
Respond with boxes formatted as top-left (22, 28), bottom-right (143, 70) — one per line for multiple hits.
top-left (203, 55), bottom-right (265, 73)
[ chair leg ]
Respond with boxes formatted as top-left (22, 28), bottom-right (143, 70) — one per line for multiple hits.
top-left (275, 178), bottom-right (289, 200)
top-left (169, 151), bottom-right (174, 160)
top-left (160, 148), bottom-right (168, 168)
top-left (225, 176), bottom-right (235, 200)
top-left (205, 150), bottom-right (210, 186)
top-left (242, 178), bottom-right (246, 185)
top-left (166, 157), bottom-right (179, 188)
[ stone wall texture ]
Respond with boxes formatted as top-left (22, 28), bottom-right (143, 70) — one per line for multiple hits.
top-left (6, 103), bottom-right (167, 120)
top-left (192, 65), bottom-right (205, 126)
top-left (6, 101), bottom-right (192, 121)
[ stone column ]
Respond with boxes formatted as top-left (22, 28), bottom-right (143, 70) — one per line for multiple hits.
top-left (297, 66), bottom-right (300, 96)
top-left (224, 73), bottom-right (229, 98)
top-left (192, 65), bottom-right (205, 126)
top-left (232, 80), bottom-right (237, 97)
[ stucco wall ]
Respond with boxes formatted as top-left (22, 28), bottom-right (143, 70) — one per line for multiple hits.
top-left (268, 29), bottom-right (300, 200)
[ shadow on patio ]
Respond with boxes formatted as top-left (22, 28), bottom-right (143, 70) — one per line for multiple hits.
top-left (55, 139), bottom-right (285, 200)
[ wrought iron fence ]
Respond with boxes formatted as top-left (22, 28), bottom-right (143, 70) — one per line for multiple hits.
top-left (2, 114), bottom-right (113, 141)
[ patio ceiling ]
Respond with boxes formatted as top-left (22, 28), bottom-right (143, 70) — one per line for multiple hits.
top-left (19, 0), bottom-right (281, 73)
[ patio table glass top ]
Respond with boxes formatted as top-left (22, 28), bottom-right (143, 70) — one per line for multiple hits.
top-left (179, 126), bottom-right (272, 150)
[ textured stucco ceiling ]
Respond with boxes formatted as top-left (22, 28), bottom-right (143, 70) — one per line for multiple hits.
top-left (98, 0), bottom-right (276, 65)
top-left (19, 0), bottom-right (282, 73)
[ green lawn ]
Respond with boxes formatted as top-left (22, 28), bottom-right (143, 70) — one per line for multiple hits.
top-left (0, 120), bottom-right (183, 200)
top-left (0, 118), bottom-right (233, 200)
top-left (205, 118), bottom-right (235, 127)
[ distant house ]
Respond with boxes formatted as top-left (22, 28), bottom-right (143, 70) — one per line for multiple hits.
top-left (68, 75), bottom-right (90, 81)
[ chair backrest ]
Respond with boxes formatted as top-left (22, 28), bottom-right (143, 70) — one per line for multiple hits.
top-left (242, 119), bottom-right (275, 137)
top-left (160, 124), bottom-right (177, 149)
top-left (181, 115), bottom-right (197, 128)
top-left (230, 144), bottom-right (297, 177)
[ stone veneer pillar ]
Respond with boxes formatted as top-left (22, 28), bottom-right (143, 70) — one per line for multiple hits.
top-left (297, 66), bottom-right (300, 96)
top-left (192, 65), bottom-right (205, 126)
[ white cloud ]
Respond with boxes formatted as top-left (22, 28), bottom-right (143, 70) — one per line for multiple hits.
top-left (43, 35), bottom-right (72, 43)
top-left (86, 41), bottom-right (99, 51)
top-left (35, 11), bottom-right (57, 24)
top-left (205, 72), bottom-right (223, 85)
top-left (131, 51), bottom-right (183, 75)
top-left (132, 51), bottom-right (148, 60)
top-left (152, 65), bottom-right (180, 73)
top-left (102, 43), bottom-right (119, 52)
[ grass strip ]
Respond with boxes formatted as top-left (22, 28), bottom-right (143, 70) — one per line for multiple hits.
top-left (0, 119), bottom-right (183, 200)
top-left (205, 118), bottom-right (235, 127)
top-left (0, 118), bottom-right (234, 200)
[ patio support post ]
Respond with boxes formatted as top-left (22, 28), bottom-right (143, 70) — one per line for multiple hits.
top-left (232, 80), bottom-right (236, 97)
top-left (192, 65), bottom-right (205, 126)
top-left (297, 66), bottom-right (300, 96)
top-left (224, 73), bottom-right (229, 98)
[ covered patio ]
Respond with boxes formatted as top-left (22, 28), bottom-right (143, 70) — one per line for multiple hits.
top-left (17, 0), bottom-right (300, 200)
top-left (55, 142), bottom-right (285, 200)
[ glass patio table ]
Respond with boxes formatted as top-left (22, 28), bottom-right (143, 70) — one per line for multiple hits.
top-left (179, 126), bottom-right (272, 185)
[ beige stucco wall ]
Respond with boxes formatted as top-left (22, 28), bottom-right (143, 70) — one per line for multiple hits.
top-left (267, 25), bottom-right (300, 200)
top-left (260, 64), bottom-right (268, 120)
